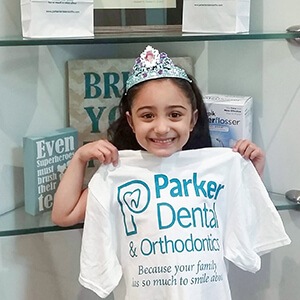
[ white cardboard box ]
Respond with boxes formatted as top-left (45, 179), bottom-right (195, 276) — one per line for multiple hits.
top-left (203, 94), bottom-right (253, 147)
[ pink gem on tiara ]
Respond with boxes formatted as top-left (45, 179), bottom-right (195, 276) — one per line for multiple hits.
top-left (125, 45), bottom-right (192, 92)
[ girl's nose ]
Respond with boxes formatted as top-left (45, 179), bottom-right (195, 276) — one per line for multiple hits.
top-left (153, 118), bottom-right (170, 134)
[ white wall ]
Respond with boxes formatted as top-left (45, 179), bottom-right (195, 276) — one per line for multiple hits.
top-left (0, 0), bottom-right (300, 299)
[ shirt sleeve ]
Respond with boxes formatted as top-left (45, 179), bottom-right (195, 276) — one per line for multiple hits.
top-left (224, 160), bottom-right (291, 273)
top-left (79, 172), bottom-right (122, 298)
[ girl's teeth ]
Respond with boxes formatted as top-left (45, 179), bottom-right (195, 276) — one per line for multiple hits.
top-left (153, 139), bottom-right (172, 143)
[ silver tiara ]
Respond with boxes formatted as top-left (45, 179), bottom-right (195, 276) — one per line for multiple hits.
top-left (125, 45), bottom-right (192, 92)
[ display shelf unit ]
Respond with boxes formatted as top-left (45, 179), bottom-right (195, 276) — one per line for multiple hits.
top-left (1, 30), bottom-right (299, 238)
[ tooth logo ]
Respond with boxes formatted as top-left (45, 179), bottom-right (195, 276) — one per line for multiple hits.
top-left (118, 180), bottom-right (151, 235)
top-left (124, 189), bottom-right (142, 211)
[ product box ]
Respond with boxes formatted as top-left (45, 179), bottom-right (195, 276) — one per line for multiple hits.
top-left (203, 94), bottom-right (253, 147)
top-left (23, 127), bottom-right (78, 215)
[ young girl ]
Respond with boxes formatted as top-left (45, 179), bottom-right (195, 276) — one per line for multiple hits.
top-left (53, 46), bottom-right (290, 300)
top-left (52, 46), bottom-right (265, 228)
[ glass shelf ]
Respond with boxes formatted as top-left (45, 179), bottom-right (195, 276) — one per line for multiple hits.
top-left (0, 31), bottom-right (300, 47)
top-left (0, 192), bottom-right (298, 237)
top-left (269, 192), bottom-right (300, 211)
top-left (0, 207), bottom-right (83, 237)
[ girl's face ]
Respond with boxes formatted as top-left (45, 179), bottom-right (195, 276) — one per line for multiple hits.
top-left (126, 79), bottom-right (198, 157)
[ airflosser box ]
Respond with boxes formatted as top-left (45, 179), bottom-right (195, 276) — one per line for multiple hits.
top-left (203, 94), bottom-right (253, 147)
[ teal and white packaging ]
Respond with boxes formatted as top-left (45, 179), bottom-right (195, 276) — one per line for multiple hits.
top-left (204, 94), bottom-right (253, 147)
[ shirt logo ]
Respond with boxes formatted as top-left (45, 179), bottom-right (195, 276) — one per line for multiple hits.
top-left (118, 180), bottom-right (151, 236)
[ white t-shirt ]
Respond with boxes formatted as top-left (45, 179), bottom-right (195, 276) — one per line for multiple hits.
top-left (79, 148), bottom-right (290, 300)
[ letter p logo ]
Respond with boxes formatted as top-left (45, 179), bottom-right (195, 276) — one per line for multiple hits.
top-left (118, 180), bottom-right (150, 236)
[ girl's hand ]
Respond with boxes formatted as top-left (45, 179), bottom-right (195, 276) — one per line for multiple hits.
top-left (232, 139), bottom-right (265, 177)
top-left (52, 139), bottom-right (118, 227)
top-left (76, 139), bottom-right (119, 167)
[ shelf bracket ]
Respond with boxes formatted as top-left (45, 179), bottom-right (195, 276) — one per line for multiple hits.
top-left (286, 25), bottom-right (300, 45)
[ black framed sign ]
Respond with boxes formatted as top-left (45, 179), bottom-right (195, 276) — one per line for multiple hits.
top-left (94, 0), bottom-right (183, 33)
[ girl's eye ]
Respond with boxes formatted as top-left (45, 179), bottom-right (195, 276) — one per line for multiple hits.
top-left (170, 112), bottom-right (182, 118)
top-left (141, 113), bottom-right (154, 119)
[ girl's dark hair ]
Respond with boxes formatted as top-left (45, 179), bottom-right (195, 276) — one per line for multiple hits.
top-left (107, 76), bottom-right (212, 150)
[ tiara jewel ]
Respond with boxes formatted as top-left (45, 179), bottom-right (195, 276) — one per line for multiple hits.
top-left (125, 45), bottom-right (192, 92)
